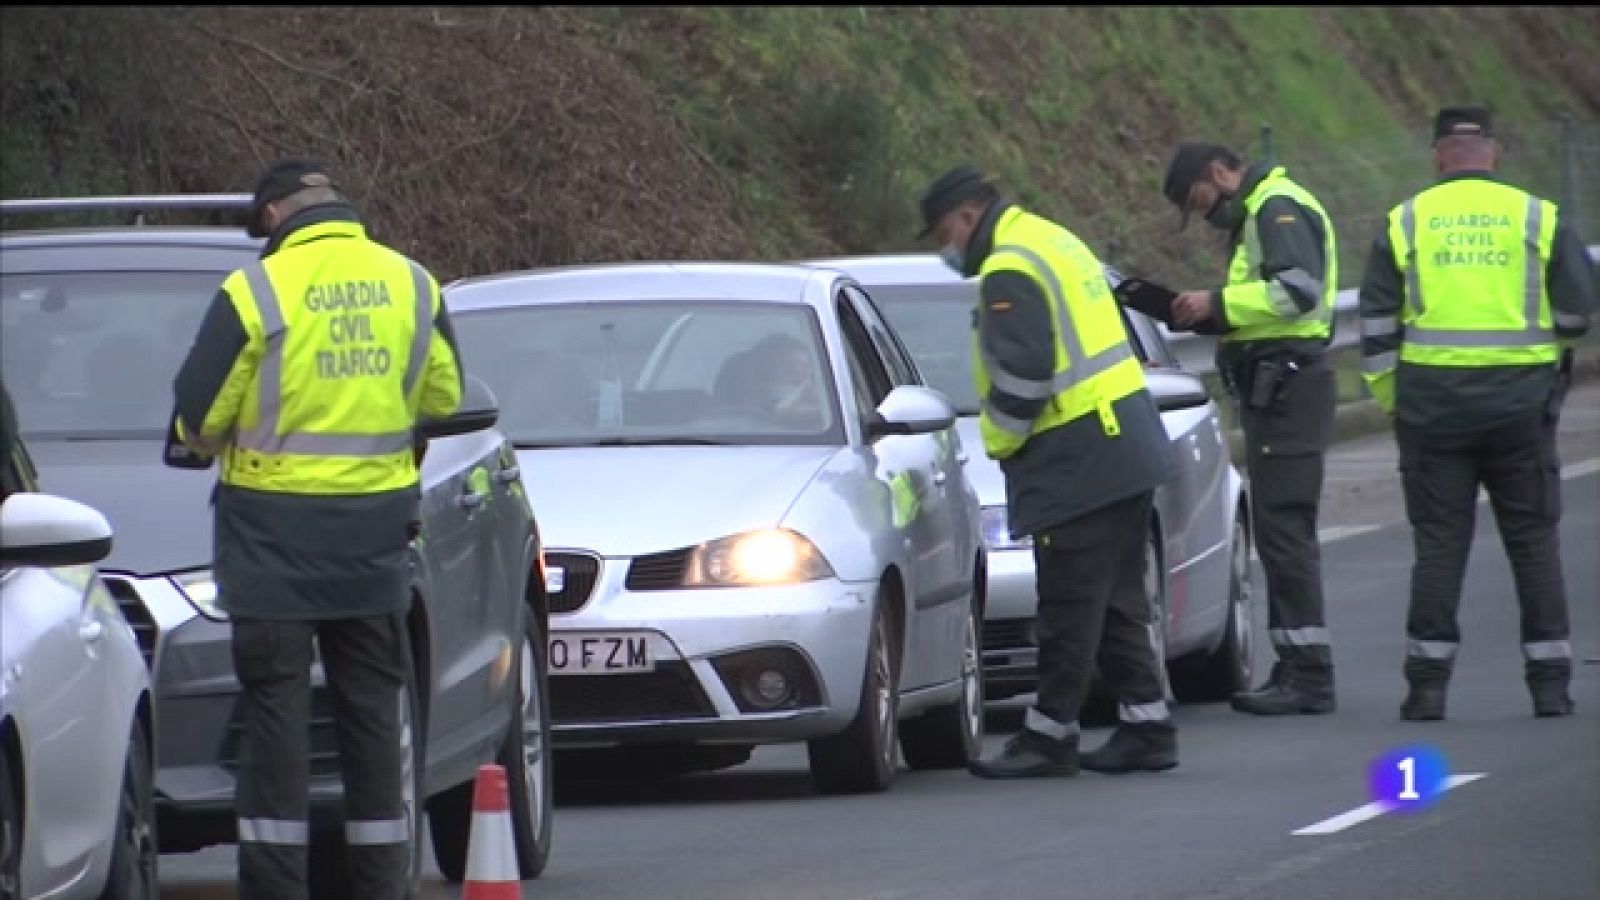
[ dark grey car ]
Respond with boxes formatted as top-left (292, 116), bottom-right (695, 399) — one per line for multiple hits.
top-left (0, 195), bottom-right (556, 889)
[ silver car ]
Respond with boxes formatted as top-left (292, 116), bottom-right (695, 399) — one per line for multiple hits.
top-left (809, 255), bottom-right (1256, 708)
top-left (445, 262), bottom-right (986, 794)
top-left (0, 196), bottom-right (555, 890)
top-left (2, 382), bottom-right (157, 898)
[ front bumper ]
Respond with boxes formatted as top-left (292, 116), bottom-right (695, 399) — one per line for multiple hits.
top-left (103, 573), bottom-right (348, 851)
top-left (981, 547), bottom-right (1039, 697)
top-left (545, 550), bottom-right (876, 747)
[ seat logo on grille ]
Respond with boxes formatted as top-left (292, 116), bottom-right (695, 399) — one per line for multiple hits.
top-left (545, 566), bottom-right (566, 594)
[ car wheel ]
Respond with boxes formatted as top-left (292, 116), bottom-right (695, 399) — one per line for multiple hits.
top-left (899, 591), bottom-right (983, 769)
top-left (430, 607), bottom-right (552, 882)
top-left (99, 717), bottom-right (158, 900)
top-left (808, 589), bottom-right (899, 794)
top-left (1, 745), bottom-right (22, 900)
top-left (1175, 512), bottom-right (1255, 702)
top-left (308, 675), bottom-right (424, 899)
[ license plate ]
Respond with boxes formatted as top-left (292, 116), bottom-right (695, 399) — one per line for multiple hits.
top-left (548, 634), bottom-right (652, 675)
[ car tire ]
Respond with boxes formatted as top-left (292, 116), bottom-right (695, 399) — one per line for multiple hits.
top-left (1, 745), bottom-right (22, 900)
top-left (307, 674), bottom-right (424, 899)
top-left (808, 590), bottom-right (899, 794)
top-left (899, 591), bottom-right (983, 770)
top-left (1174, 512), bottom-right (1255, 702)
top-left (99, 716), bottom-right (158, 900)
top-left (430, 606), bottom-right (553, 882)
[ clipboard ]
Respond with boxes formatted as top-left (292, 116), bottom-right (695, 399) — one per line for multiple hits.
top-left (1112, 277), bottom-right (1224, 335)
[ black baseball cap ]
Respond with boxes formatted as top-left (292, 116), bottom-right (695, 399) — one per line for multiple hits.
top-left (1161, 142), bottom-right (1231, 232)
top-left (916, 164), bottom-right (994, 239)
top-left (247, 158), bottom-right (338, 238)
top-left (1433, 106), bottom-right (1492, 143)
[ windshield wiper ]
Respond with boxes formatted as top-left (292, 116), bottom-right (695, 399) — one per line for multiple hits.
top-left (513, 437), bottom-right (729, 448)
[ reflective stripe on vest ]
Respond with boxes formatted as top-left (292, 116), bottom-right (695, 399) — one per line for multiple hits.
top-left (1222, 169), bottom-right (1336, 343)
top-left (989, 241), bottom-right (1136, 395)
top-left (233, 260), bottom-right (433, 457)
top-left (1398, 192), bottom-right (1555, 350)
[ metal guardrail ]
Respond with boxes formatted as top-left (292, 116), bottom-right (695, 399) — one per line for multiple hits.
top-left (1164, 246), bottom-right (1600, 373)
top-left (0, 194), bottom-right (255, 216)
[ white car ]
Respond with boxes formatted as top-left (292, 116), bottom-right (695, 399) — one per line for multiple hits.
top-left (446, 262), bottom-right (986, 794)
top-left (1, 385), bottom-right (157, 899)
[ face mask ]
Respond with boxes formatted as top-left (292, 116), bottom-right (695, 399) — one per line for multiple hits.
top-left (939, 244), bottom-right (965, 273)
top-left (1204, 186), bottom-right (1245, 231)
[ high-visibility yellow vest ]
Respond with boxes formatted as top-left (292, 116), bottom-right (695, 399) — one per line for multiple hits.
top-left (205, 220), bottom-right (455, 495)
top-left (1221, 166), bottom-right (1337, 344)
top-left (1384, 179), bottom-right (1560, 369)
top-left (971, 207), bottom-right (1147, 460)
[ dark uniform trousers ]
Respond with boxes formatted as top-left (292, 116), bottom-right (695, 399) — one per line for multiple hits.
top-left (1031, 490), bottom-right (1168, 733)
top-left (232, 613), bottom-right (414, 900)
top-left (1396, 410), bottom-right (1570, 689)
top-left (1235, 355), bottom-right (1337, 693)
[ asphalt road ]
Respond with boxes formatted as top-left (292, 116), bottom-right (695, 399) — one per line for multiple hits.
top-left (160, 397), bottom-right (1600, 900)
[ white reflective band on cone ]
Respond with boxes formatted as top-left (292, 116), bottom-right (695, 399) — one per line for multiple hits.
top-left (465, 810), bottom-right (520, 882)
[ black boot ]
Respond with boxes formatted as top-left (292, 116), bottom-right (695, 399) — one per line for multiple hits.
top-left (1530, 681), bottom-right (1575, 718)
top-left (1080, 721), bottom-right (1177, 773)
top-left (1400, 682), bottom-right (1448, 721)
top-left (1231, 662), bottom-right (1335, 716)
top-left (968, 729), bottom-right (1079, 779)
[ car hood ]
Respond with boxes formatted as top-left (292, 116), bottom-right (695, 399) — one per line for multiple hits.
top-left (514, 445), bottom-right (838, 557)
top-left (28, 439), bottom-right (213, 575)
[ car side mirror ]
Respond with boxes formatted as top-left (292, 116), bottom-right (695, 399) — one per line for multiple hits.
top-left (1147, 370), bottom-right (1212, 413)
top-left (417, 374), bottom-right (500, 440)
top-left (868, 385), bottom-right (956, 439)
top-left (0, 492), bottom-right (114, 568)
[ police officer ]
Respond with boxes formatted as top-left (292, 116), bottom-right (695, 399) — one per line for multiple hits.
top-left (171, 159), bottom-right (464, 898)
top-left (918, 165), bottom-right (1179, 778)
top-left (1161, 142), bottom-right (1340, 716)
top-left (1357, 107), bottom-right (1596, 720)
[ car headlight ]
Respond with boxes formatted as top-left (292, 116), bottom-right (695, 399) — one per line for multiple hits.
top-left (685, 529), bottom-right (835, 587)
top-left (172, 569), bottom-right (229, 622)
top-left (981, 505), bottom-right (1031, 551)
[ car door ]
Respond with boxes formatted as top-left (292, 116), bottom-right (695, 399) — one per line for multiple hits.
top-left (0, 434), bottom-right (115, 887)
top-left (834, 289), bottom-right (946, 692)
top-left (415, 429), bottom-right (505, 747)
top-left (849, 284), bottom-right (971, 605)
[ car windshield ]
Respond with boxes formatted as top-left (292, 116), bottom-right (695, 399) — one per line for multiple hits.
top-left (0, 270), bottom-right (224, 438)
top-left (452, 299), bottom-right (843, 446)
top-left (868, 283), bottom-right (982, 415)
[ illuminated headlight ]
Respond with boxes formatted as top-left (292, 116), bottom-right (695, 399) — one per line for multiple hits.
top-left (981, 505), bottom-right (1031, 551)
top-left (685, 529), bottom-right (835, 587)
top-left (172, 569), bottom-right (229, 621)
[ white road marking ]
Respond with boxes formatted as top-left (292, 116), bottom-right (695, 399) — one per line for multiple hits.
top-left (1562, 457), bottom-right (1600, 480)
top-left (1291, 772), bottom-right (1488, 836)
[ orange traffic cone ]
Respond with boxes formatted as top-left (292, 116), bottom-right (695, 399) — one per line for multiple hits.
top-left (461, 764), bottom-right (521, 900)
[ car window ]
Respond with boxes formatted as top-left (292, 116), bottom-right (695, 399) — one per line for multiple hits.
top-left (0, 383), bottom-right (40, 502)
top-left (0, 270), bottom-right (227, 438)
top-left (452, 299), bottom-right (844, 446)
top-left (834, 291), bottom-right (895, 415)
top-left (845, 285), bottom-right (920, 388)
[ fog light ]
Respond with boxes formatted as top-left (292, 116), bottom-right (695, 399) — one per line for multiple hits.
top-left (741, 668), bottom-right (793, 710)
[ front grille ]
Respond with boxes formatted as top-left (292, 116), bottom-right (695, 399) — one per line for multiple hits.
top-left (545, 552), bottom-right (600, 614)
top-left (625, 547), bottom-right (694, 590)
top-left (983, 618), bottom-right (1033, 651)
top-left (219, 688), bottom-right (342, 779)
top-left (104, 577), bottom-right (156, 667)
top-left (550, 661), bottom-right (715, 724)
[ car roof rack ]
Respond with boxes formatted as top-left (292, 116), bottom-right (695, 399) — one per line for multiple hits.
top-left (0, 194), bottom-right (254, 227)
